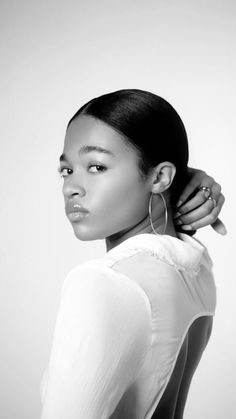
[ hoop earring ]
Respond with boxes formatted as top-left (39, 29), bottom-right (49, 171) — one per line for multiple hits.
top-left (148, 192), bottom-right (168, 235)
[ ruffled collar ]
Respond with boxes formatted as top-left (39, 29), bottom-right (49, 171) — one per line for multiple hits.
top-left (106, 233), bottom-right (213, 272)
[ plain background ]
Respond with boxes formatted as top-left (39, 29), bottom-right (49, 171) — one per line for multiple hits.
top-left (0, 0), bottom-right (235, 418)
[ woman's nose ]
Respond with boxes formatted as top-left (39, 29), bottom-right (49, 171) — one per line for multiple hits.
top-left (63, 175), bottom-right (86, 199)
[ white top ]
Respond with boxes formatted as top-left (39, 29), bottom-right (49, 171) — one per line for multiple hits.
top-left (40, 233), bottom-right (216, 419)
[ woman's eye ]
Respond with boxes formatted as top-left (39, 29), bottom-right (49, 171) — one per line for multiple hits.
top-left (88, 164), bottom-right (107, 173)
top-left (57, 164), bottom-right (106, 178)
top-left (58, 167), bottom-right (72, 178)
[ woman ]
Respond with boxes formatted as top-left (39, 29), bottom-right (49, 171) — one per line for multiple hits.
top-left (41, 89), bottom-right (225, 419)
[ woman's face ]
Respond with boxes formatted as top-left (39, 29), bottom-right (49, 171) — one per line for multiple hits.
top-left (60, 116), bottom-right (152, 241)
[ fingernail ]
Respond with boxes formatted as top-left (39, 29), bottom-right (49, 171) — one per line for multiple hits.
top-left (181, 225), bottom-right (192, 230)
top-left (175, 219), bottom-right (183, 225)
top-left (174, 212), bottom-right (181, 219)
top-left (176, 200), bottom-right (183, 208)
top-left (218, 225), bottom-right (227, 235)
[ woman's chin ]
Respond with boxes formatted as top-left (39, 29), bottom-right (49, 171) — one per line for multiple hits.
top-left (72, 224), bottom-right (104, 241)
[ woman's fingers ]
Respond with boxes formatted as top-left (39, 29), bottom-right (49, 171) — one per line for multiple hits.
top-left (174, 182), bottom-right (222, 217)
top-left (176, 194), bottom-right (226, 233)
top-left (175, 167), bottom-right (226, 235)
top-left (209, 193), bottom-right (226, 234)
top-left (210, 218), bottom-right (227, 235)
top-left (175, 197), bottom-right (216, 226)
top-left (210, 181), bottom-right (222, 197)
top-left (174, 189), bottom-right (211, 217)
top-left (176, 169), bottom-right (213, 207)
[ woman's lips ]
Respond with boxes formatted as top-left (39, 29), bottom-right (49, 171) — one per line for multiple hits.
top-left (66, 210), bottom-right (89, 222)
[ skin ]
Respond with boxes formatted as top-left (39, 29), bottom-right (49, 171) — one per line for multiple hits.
top-left (174, 168), bottom-right (226, 233)
top-left (60, 115), bottom-right (177, 251)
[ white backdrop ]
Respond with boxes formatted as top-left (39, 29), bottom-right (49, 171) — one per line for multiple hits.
top-left (0, 1), bottom-right (235, 418)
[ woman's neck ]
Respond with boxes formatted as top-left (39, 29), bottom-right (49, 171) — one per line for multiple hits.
top-left (105, 208), bottom-right (177, 252)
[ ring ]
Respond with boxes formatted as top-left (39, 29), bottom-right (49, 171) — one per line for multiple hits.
top-left (199, 186), bottom-right (211, 193)
top-left (208, 196), bottom-right (217, 207)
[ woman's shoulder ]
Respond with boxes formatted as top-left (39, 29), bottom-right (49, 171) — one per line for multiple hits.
top-left (62, 258), bottom-right (151, 313)
top-left (57, 259), bottom-right (152, 348)
top-left (62, 260), bottom-right (117, 295)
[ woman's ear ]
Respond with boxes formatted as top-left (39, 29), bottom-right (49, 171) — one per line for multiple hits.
top-left (151, 162), bottom-right (176, 194)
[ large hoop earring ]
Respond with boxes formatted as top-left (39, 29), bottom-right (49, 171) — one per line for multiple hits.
top-left (149, 192), bottom-right (168, 235)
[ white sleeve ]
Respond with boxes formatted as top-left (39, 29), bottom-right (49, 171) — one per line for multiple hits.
top-left (40, 263), bottom-right (152, 419)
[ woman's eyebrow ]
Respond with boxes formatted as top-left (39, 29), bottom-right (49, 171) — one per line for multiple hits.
top-left (59, 145), bottom-right (115, 162)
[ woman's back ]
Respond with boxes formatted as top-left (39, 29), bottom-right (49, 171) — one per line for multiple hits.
top-left (104, 233), bottom-right (216, 418)
top-left (151, 315), bottom-right (213, 419)
top-left (41, 233), bottom-right (216, 419)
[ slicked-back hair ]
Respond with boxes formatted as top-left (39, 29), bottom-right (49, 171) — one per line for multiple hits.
top-left (68, 89), bottom-right (190, 206)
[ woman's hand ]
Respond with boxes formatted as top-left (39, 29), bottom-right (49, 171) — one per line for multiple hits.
top-left (174, 168), bottom-right (226, 235)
